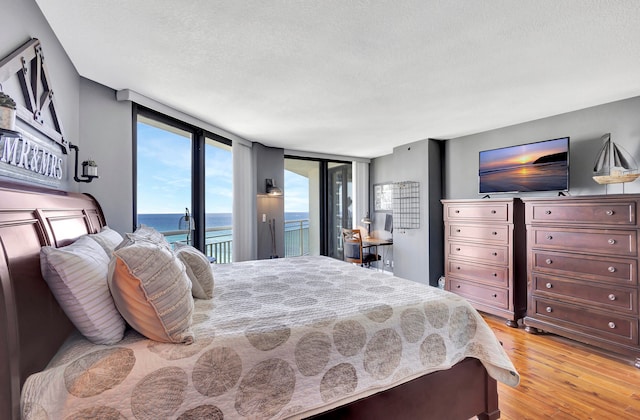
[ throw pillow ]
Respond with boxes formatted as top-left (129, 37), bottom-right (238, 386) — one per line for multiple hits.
top-left (174, 242), bottom-right (214, 299)
top-left (40, 235), bottom-right (125, 345)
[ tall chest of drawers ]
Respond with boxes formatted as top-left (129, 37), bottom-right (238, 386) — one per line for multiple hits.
top-left (441, 198), bottom-right (526, 327)
top-left (522, 195), bottom-right (640, 367)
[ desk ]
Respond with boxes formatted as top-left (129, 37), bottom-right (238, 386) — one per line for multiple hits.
top-left (362, 237), bottom-right (393, 271)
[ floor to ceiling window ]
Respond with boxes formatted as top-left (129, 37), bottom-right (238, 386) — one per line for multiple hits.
top-left (284, 157), bottom-right (352, 260)
top-left (135, 107), bottom-right (233, 262)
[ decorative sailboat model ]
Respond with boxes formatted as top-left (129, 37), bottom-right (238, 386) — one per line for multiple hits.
top-left (592, 133), bottom-right (640, 185)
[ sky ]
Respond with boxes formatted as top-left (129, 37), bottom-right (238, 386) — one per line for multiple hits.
top-left (137, 122), bottom-right (308, 214)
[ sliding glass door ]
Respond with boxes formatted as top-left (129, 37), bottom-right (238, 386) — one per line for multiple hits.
top-left (135, 108), bottom-right (232, 262)
top-left (284, 157), bottom-right (352, 260)
top-left (327, 162), bottom-right (352, 260)
top-left (136, 114), bottom-right (193, 244)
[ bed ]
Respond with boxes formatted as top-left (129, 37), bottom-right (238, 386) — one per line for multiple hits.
top-left (0, 182), bottom-right (519, 419)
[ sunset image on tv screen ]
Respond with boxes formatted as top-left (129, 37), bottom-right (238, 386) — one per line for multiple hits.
top-left (479, 137), bottom-right (569, 193)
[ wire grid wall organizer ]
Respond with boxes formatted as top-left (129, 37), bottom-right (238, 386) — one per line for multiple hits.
top-left (392, 181), bottom-right (420, 229)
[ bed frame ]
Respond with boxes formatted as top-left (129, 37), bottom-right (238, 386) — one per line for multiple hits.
top-left (0, 182), bottom-right (500, 420)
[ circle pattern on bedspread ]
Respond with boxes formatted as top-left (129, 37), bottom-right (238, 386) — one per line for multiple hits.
top-left (400, 308), bottom-right (426, 343)
top-left (363, 328), bottom-right (402, 380)
top-left (449, 306), bottom-right (478, 348)
top-left (64, 348), bottom-right (135, 397)
top-left (423, 301), bottom-right (450, 329)
top-left (65, 405), bottom-right (124, 420)
top-left (131, 367), bottom-right (188, 419)
top-left (177, 405), bottom-right (224, 420)
top-left (245, 321), bottom-right (291, 351)
top-left (333, 320), bottom-right (366, 357)
top-left (295, 332), bottom-right (332, 376)
top-left (359, 304), bottom-right (393, 323)
top-left (320, 363), bottom-right (358, 402)
top-left (420, 333), bottom-right (447, 366)
top-left (235, 358), bottom-right (295, 417)
top-left (193, 347), bottom-right (242, 396)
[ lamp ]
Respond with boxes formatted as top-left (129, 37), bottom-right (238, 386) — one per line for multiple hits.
top-left (361, 212), bottom-right (372, 239)
top-left (69, 143), bottom-right (98, 183)
top-left (265, 178), bottom-right (283, 196)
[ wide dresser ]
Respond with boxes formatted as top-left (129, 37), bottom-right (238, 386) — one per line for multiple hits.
top-left (522, 194), bottom-right (640, 367)
top-left (441, 198), bottom-right (526, 327)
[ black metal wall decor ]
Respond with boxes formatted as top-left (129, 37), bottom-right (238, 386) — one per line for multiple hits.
top-left (0, 38), bottom-right (67, 153)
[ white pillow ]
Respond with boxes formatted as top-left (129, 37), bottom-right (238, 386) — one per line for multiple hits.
top-left (88, 226), bottom-right (123, 255)
top-left (40, 236), bottom-right (125, 345)
top-left (125, 224), bottom-right (170, 248)
top-left (174, 242), bottom-right (214, 299)
top-left (108, 238), bottom-right (194, 344)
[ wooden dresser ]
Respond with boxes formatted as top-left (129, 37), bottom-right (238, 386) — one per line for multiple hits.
top-left (522, 195), bottom-right (640, 367)
top-left (442, 198), bottom-right (526, 327)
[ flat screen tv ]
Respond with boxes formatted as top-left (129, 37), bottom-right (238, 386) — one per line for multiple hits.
top-left (479, 137), bottom-right (569, 194)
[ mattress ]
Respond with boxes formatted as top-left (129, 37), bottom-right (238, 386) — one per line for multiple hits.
top-left (22, 256), bottom-right (519, 419)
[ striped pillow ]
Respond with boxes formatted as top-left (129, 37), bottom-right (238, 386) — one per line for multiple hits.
top-left (109, 238), bottom-right (194, 344)
top-left (88, 226), bottom-right (124, 256)
top-left (40, 235), bottom-right (125, 345)
top-left (174, 242), bottom-right (214, 299)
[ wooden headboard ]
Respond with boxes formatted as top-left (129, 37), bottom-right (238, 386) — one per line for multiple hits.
top-left (0, 182), bottom-right (106, 420)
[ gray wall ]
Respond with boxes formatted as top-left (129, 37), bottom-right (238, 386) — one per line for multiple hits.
top-left (445, 96), bottom-right (640, 199)
top-left (1, 0), bottom-right (81, 192)
top-left (253, 143), bottom-right (285, 259)
top-left (370, 139), bottom-right (443, 286)
top-left (78, 78), bottom-right (133, 234)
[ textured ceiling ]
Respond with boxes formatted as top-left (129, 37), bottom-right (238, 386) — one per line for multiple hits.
top-left (35, 0), bottom-right (640, 158)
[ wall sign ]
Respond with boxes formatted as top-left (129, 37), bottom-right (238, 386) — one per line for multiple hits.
top-left (0, 128), bottom-right (64, 187)
top-left (0, 38), bottom-right (67, 187)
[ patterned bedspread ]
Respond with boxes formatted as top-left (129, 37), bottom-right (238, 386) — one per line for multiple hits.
top-left (22, 256), bottom-right (519, 419)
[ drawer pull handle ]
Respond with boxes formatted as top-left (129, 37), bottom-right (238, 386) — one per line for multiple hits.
top-left (456, 285), bottom-right (461, 289)
top-left (606, 210), bottom-right (614, 216)
top-left (491, 293), bottom-right (498, 298)
top-left (492, 231), bottom-right (498, 235)
top-left (491, 210), bottom-right (496, 214)
top-left (608, 322), bottom-right (616, 329)
top-left (608, 239), bottom-right (616, 245)
top-left (455, 247), bottom-right (461, 252)
top-left (455, 210), bottom-right (460, 214)
top-left (546, 283), bottom-right (553, 289)
top-left (493, 273), bottom-right (498, 277)
top-left (492, 252), bottom-right (498, 256)
top-left (456, 266), bottom-right (461, 270)
top-left (456, 229), bottom-right (461, 233)
top-left (545, 258), bottom-right (553, 265)
top-left (608, 266), bottom-right (616, 273)
top-left (608, 294), bottom-right (616, 301)
top-left (546, 235), bottom-right (553, 240)
top-left (546, 307), bottom-right (553, 313)
top-left (545, 210), bottom-right (552, 215)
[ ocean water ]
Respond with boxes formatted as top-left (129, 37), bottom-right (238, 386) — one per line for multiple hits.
top-left (137, 212), bottom-right (309, 243)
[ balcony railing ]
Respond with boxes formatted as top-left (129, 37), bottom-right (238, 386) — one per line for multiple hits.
top-left (161, 219), bottom-right (309, 263)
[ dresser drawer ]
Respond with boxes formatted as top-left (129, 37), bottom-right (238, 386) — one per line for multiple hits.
top-left (449, 278), bottom-right (509, 309)
top-left (448, 241), bottom-right (509, 265)
top-left (447, 259), bottom-right (509, 287)
top-left (527, 201), bottom-right (636, 226)
top-left (531, 298), bottom-right (638, 346)
top-left (532, 274), bottom-right (637, 314)
top-left (532, 251), bottom-right (636, 285)
top-left (444, 203), bottom-right (509, 222)
top-left (530, 227), bottom-right (637, 256)
top-left (447, 223), bottom-right (510, 244)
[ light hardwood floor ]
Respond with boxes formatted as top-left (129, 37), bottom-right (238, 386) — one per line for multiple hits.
top-left (482, 315), bottom-right (640, 419)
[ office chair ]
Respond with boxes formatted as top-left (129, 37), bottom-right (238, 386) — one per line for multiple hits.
top-left (341, 228), bottom-right (379, 267)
